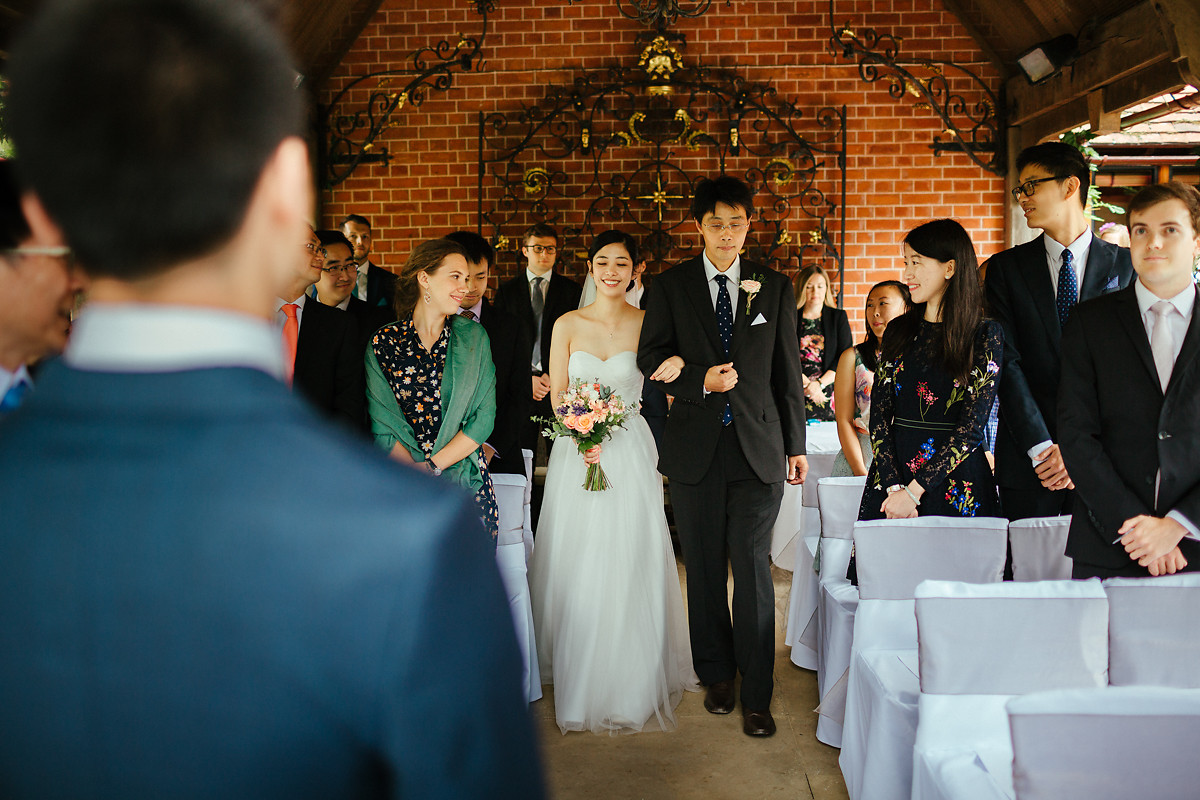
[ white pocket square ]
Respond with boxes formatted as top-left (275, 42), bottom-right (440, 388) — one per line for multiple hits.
top-left (751, 313), bottom-right (767, 326)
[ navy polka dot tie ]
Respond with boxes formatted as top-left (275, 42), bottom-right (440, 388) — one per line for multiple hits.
top-left (715, 274), bottom-right (733, 425)
top-left (1056, 248), bottom-right (1077, 330)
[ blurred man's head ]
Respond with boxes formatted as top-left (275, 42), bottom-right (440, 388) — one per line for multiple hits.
top-left (341, 215), bottom-right (372, 265)
top-left (443, 231), bottom-right (495, 309)
top-left (7, 0), bottom-right (309, 312)
top-left (315, 230), bottom-right (356, 307)
top-left (0, 162), bottom-right (85, 370)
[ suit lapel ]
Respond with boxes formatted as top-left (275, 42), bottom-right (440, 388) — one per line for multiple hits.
top-left (1013, 235), bottom-right (1061, 343)
top-left (1114, 286), bottom-right (1161, 391)
top-left (680, 257), bottom-right (723, 354)
top-left (730, 265), bottom-right (757, 359)
top-left (1080, 238), bottom-right (1119, 301)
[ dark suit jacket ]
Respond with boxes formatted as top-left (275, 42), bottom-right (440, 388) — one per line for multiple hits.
top-left (635, 279), bottom-right (669, 449)
top-left (0, 364), bottom-right (545, 798)
top-left (797, 305), bottom-right (853, 375)
top-left (478, 298), bottom-right (531, 475)
top-left (637, 256), bottom-right (807, 484)
top-left (1059, 285), bottom-right (1200, 572)
top-left (985, 234), bottom-right (1133, 490)
top-left (294, 297), bottom-right (366, 432)
top-left (494, 270), bottom-right (583, 374)
top-left (364, 261), bottom-right (397, 309)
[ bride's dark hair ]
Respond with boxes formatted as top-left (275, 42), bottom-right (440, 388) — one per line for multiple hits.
top-left (588, 230), bottom-right (638, 265)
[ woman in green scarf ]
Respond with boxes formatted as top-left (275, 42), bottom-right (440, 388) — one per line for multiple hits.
top-left (366, 238), bottom-right (498, 536)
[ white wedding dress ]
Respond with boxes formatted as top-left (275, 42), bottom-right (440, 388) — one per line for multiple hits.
top-left (530, 350), bottom-right (698, 735)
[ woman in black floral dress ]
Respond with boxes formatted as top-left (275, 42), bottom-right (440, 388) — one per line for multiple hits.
top-left (795, 265), bottom-right (852, 422)
top-left (365, 238), bottom-right (499, 537)
top-left (858, 219), bottom-right (1003, 521)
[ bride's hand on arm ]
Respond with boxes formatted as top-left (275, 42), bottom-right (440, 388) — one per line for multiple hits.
top-left (650, 355), bottom-right (684, 383)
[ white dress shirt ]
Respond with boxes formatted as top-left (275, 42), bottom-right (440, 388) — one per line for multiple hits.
top-left (1028, 229), bottom-right (1094, 464)
top-left (1134, 278), bottom-right (1198, 540)
top-left (274, 292), bottom-right (308, 331)
top-left (0, 364), bottom-right (31, 400)
top-left (526, 268), bottom-right (551, 372)
top-left (65, 303), bottom-right (283, 377)
top-left (460, 298), bottom-right (483, 321)
top-left (701, 251), bottom-right (741, 317)
top-left (355, 260), bottom-right (371, 301)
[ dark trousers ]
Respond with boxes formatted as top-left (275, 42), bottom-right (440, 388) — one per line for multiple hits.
top-left (669, 425), bottom-right (783, 711)
top-left (999, 485), bottom-right (1074, 521)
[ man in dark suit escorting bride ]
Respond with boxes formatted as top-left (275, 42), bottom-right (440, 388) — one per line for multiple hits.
top-left (638, 176), bottom-right (808, 737)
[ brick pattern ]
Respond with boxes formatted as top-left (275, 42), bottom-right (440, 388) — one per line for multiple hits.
top-left (318, 0), bottom-right (1005, 331)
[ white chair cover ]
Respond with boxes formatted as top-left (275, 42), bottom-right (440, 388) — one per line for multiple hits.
top-left (911, 579), bottom-right (1109, 800)
top-left (1007, 515), bottom-right (1072, 582)
top-left (771, 421), bottom-right (841, 566)
top-left (1104, 573), bottom-right (1200, 688)
top-left (785, 532), bottom-right (820, 670)
top-left (1008, 686), bottom-right (1200, 800)
top-left (813, 477), bottom-right (866, 747)
top-left (521, 447), bottom-right (535, 563)
top-left (840, 517), bottom-right (1007, 800)
top-left (492, 472), bottom-right (542, 703)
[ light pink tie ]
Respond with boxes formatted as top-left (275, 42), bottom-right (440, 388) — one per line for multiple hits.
top-left (1150, 300), bottom-right (1176, 393)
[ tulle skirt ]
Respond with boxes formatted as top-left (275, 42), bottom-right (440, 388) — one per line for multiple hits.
top-left (530, 415), bottom-right (698, 734)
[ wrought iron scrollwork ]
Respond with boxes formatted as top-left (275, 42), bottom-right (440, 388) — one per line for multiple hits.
top-left (318, 0), bottom-right (494, 188)
top-left (572, 0), bottom-right (731, 35)
top-left (478, 37), bottom-right (847, 294)
top-left (827, 0), bottom-right (1002, 175)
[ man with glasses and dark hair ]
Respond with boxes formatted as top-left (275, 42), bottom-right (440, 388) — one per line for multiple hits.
top-left (276, 226), bottom-right (365, 432)
top-left (495, 221), bottom-right (582, 461)
top-left (0, 161), bottom-right (85, 416)
top-left (638, 175), bottom-right (808, 737)
top-left (985, 141), bottom-right (1133, 521)
top-left (0, 1), bottom-right (544, 795)
top-left (314, 229), bottom-right (393, 343)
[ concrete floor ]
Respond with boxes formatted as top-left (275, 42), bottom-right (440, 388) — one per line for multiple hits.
top-left (532, 563), bottom-right (849, 800)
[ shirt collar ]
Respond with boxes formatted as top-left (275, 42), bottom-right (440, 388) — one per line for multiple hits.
top-left (0, 364), bottom-right (31, 398)
top-left (274, 293), bottom-right (308, 315)
top-left (64, 303), bottom-right (284, 378)
top-left (702, 250), bottom-right (741, 286)
top-left (526, 267), bottom-right (551, 284)
top-left (1135, 278), bottom-right (1197, 320)
top-left (461, 298), bottom-right (483, 320)
top-left (1044, 228), bottom-right (1092, 265)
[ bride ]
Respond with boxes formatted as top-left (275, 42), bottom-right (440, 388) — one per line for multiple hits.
top-left (529, 230), bottom-right (698, 735)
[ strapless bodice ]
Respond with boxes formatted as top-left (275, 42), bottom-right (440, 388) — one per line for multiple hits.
top-left (567, 350), bottom-right (643, 408)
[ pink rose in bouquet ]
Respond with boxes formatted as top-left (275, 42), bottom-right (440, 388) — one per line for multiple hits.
top-left (537, 378), bottom-right (634, 491)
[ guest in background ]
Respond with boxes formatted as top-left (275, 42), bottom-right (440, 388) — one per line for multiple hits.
top-left (341, 213), bottom-right (397, 308)
top-left (495, 223), bottom-right (583, 462)
top-left (276, 226), bottom-right (365, 432)
top-left (985, 142), bottom-right (1133, 521)
top-left (794, 265), bottom-right (852, 422)
top-left (366, 238), bottom-right (499, 537)
top-left (445, 230), bottom-right (531, 478)
top-left (315, 229), bottom-right (392, 339)
top-left (858, 219), bottom-right (1003, 522)
top-left (626, 256), bottom-right (648, 307)
top-left (0, 161), bottom-right (85, 417)
top-left (1060, 182), bottom-right (1200, 579)
top-left (0, 0), bottom-right (543, 794)
top-left (1098, 222), bottom-right (1130, 248)
top-left (830, 280), bottom-right (910, 477)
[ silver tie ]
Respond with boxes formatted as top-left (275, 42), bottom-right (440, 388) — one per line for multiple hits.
top-left (1150, 300), bottom-right (1176, 393)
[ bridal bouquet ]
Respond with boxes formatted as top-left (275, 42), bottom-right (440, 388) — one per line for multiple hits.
top-left (538, 379), bottom-right (634, 491)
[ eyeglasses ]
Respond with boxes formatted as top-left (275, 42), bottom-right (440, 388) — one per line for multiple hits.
top-left (524, 244), bottom-right (557, 255)
top-left (1011, 176), bottom-right (1067, 200)
top-left (322, 263), bottom-right (356, 275)
top-left (303, 242), bottom-right (327, 256)
top-left (702, 221), bottom-right (748, 233)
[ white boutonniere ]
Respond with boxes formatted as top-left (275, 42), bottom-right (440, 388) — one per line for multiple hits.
top-left (740, 275), bottom-right (762, 315)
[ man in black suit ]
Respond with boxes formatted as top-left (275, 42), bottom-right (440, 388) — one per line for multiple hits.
top-left (628, 257), bottom-right (668, 448)
top-left (341, 213), bottom-right (397, 308)
top-left (446, 230), bottom-right (531, 477)
top-left (494, 222), bottom-right (583, 458)
top-left (985, 142), bottom-right (1133, 520)
top-left (313, 229), bottom-right (392, 339)
top-left (1059, 182), bottom-right (1200, 579)
top-left (278, 226), bottom-right (365, 432)
top-left (638, 176), bottom-right (807, 737)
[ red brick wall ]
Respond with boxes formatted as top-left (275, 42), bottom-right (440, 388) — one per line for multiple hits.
top-left (317, 0), bottom-right (1005, 331)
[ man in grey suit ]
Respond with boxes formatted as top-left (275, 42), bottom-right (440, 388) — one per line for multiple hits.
top-left (0, 1), bottom-right (544, 797)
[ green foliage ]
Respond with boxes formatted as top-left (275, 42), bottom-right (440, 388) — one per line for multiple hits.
top-left (1060, 127), bottom-right (1125, 219)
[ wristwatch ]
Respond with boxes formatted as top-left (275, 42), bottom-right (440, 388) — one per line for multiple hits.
top-left (425, 460), bottom-right (442, 477)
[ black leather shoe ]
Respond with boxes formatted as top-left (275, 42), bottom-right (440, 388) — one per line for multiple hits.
top-left (703, 679), bottom-right (735, 714)
top-left (742, 708), bottom-right (776, 737)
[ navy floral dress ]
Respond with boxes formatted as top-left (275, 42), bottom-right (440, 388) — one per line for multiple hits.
top-left (375, 318), bottom-right (499, 538)
top-left (799, 316), bottom-right (836, 422)
top-left (858, 318), bottom-right (1003, 520)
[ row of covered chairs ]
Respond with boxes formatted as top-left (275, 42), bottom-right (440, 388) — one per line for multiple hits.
top-left (490, 450), bottom-right (541, 703)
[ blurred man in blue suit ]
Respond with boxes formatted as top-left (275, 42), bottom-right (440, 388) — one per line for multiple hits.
top-left (0, 1), bottom-right (545, 798)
